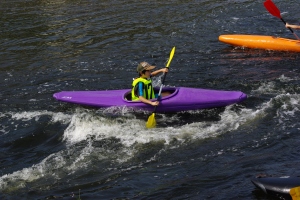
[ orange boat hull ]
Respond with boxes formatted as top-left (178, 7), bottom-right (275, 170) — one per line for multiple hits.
top-left (219, 34), bottom-right (300, 52)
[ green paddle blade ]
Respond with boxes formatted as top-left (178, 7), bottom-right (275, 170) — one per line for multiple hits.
top-left (146, 113), bottom-right (156, 128)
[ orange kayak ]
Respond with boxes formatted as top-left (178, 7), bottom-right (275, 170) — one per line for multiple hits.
top-left (219, 34), bottom-right (300, 52)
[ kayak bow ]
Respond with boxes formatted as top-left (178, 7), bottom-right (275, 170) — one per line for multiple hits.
top-left (219, 34), bottom-right (300, 52)
top-left (252, 175), bottom-right (300, 200)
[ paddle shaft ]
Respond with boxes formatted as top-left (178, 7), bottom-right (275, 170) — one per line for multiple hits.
top-left (282, 20), bottom-right (293, 32)
top-left (153, 71), bottom-right (168, 113)
top-left (151, 47), bottom-right (175, 114)
top-left (279, 18), bottom-right (300, 40)
top-left (264, 0), bottom-right (300, 40)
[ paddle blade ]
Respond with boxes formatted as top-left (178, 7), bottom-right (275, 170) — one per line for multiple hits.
top-left (166, 47), bottom-right (176, 68)
top-left (264, 0), bottom-right (281, 19)
top-left (290, 186), bottom-right (300, 200)
top-left (146, 113), bottom-right (156, 128)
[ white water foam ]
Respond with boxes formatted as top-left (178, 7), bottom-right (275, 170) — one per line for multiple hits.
top-left (10, 110), bottom-right (72, 124)
top-left (0, 103), bottom-right (265, 191)
top-left (1, 76), bottom-right (300, 192)
top-left (0, 111), bottom-right (72, 134)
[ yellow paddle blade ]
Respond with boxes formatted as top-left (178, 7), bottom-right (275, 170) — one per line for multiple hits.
top-left (146, 113), bottom-right (156, 128)
top-left (290, 186), bottom-right (300, 200)
top-left (166, 47), bottom-right (175, 68)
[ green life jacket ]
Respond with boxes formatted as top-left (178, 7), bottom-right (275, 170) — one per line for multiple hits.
top-left (131, 78), bottom-right (155, 101)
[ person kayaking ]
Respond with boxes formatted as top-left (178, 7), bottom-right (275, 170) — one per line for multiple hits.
top-left (286, 23), bottom-right (300, 29)
top-left (131, 61), bottom-right (170, 106)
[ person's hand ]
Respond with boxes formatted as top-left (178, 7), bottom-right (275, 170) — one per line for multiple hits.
top-left (162, 68), bottom-right (169, 73)
top-left (286, 23), bottom-right (290, 28)
top-left (151, 101), bottom-right (159, 106)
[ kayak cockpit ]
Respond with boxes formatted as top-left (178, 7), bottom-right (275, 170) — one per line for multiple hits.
top-left (123, 87), bottom-right (178, 102)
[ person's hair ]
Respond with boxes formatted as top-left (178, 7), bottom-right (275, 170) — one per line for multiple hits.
top-left (138, 70), bottom-right (147, 76)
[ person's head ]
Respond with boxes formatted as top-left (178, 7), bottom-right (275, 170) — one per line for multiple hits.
top-left (137, 62), bottom-right (156, 77)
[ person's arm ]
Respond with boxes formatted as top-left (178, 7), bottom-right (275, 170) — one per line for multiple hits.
top-left (286, 23), bottom-right (300, 29)
top-left (138, 96), bottom-right (159, 106)
top-left (151, 68), bottom-right (168, 76)
top-left (137, 82), bottom-right (159, 106)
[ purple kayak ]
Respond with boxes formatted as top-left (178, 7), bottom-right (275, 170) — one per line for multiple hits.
top-left (53, 87), bottom-right (247, 113)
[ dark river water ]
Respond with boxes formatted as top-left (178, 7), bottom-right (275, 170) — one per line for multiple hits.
top-left (1, 0), bottom-right (300, 199)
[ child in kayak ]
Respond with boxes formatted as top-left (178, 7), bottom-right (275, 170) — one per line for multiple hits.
top-left (131, 61), bottom-right (170, 106)
top-left (286, 23), bottom-right (300, 29)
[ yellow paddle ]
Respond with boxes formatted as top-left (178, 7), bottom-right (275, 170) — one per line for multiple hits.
top-left (290, 186), bottom-right (300, 200)
top-left (146, 47), bottom-right (175, 128)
